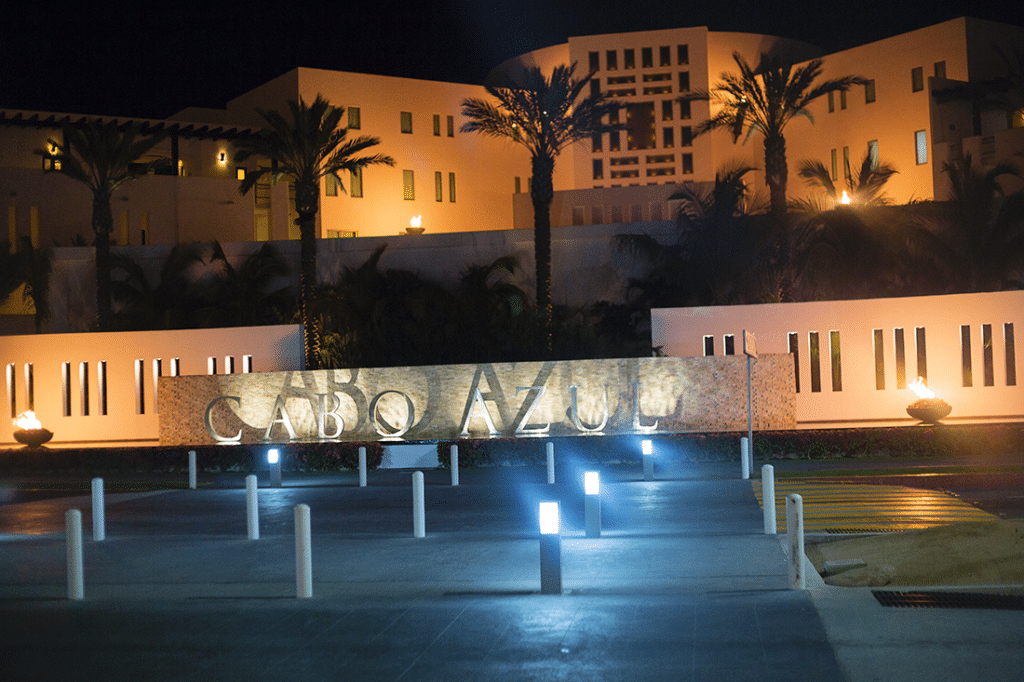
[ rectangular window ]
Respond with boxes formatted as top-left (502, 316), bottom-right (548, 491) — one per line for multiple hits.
top-left (961, 325), bottom-right (973, 387)
top-left (661, 100), bottom-right (673, 121)
top-left (447, 115), bottom-right (454, 137)
top-left (609, 130), bottom-right (621, 152)
top-left (433, 114), bottom-right (441, 136)
top-left (682, 153), bottom-right (693, 174)
top-left (678, 99), bottom-right (691, 119)
top-left (660, 46), bottom-right (671, 67)
top-left (865, 79), bottom-right (876, 104)
top-left (873, 329), bottom-right (885, 390)
top-left (915, 327), bottom-right (928, 381)
top-left (642, 47), bottom-right (653, 68)
top-left (912, 66), bottom-right (924, 92)
top-left (589, 51), bottom-right (600, 72)
top-left (894, 328), bottom-right (907, 389)
top-left (624, 49), bottom-right (635, 69)
top-left (934, 60), bottom-right (946, 79)
top-left (915, 130), bottom-right (928, 165)
top-left (514, 177), bottom-right (521, 194)
top-left (79, 362), bottom-right (89, 416)
top-left (403, 170), bottom-right (415, 200)
top-left (606, 50), bottom-right (618, 71)
top-left (983, 324), bottom-right (994, 386)
top-left (830, 331), bottom-right (843, 391)
top-left (828, 91), bottom-right (835, 113)
top-left (350, 168), bottom-right (363, 198)
top-left (840, 90), bottom-right (847, 110)
top-left (223, 356), bottom-right (234, 375)
top-left (1006, 323), bottom-right (1017, 386)
top-left (868, 140), bottom-right (879, 170)
top-left (680, 126), bottom-right (692, 147)
top-left (831, 149), bottom-right (838, 180)
top-left (662, 127), bottom-right (674, 148)
top-left (208, 357), bottom-right (217, 375)
top-left (24, 363), bottom-right (32, 411)
top-left (348, 107), bottom-right (360, 129)
top-left (678, 72), bottom-right (690, 93)
top-left (809, 332), bottom-right (821, 393)
top-left (703, 335), bottom-right (715, 356)
top-left (449, 172), bottom-right (456, 203)
top-left (593, 159), bottom-right (604, 180)
top-left (98, 361), bottom-right (106, 415)
top-left (435, 171), bottom-right (443, 202)
top-left (590, 79), bottom-right (601, 97)
top-left (325, 173), bottom-right (338, 197)
top-left (843, 146), bottom-right (851, 179)
top-left (724, 334), bottom-right (735, 355)
top-left (7, 364), bottom-right (15, 417)
top-left (153, 358), bottom-right (162, 413)
top-left (236, 167), bottom-right (246, 181)
top-left (400, 111), bottom-right (413, 133)
top-left (592, 132), bottom-right (603, 152)
top-left (677, 44), bottom-right (689, 65)
top-left (63, 362), bottom-right (72, 416)
top-left (789, 332), bottom-right (801, 393)
top-left (242, 355), bottom-right (252, 373)
top-left (133, 359), bottom-right (144, 415)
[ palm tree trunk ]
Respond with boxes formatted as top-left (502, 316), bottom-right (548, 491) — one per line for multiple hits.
top-left (764, 134), bottom-right (789, 219)
top-left (295, 182), bottom-right (321, 370)
top-left (92, 192), bottom-right (114, 331)
top-left (531, 154), bottom-right (555, 343)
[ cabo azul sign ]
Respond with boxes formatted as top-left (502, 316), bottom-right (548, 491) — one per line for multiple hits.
top-left (157, 356), bottom-right (795, 445)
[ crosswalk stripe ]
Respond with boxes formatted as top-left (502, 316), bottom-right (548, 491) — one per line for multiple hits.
top-left (751, 479), bottom-right (998, 532)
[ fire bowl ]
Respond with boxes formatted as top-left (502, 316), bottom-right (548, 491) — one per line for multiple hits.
top-left (13, 428), bottom-right (53, 449)
top-left (906, 398), bottom-right (952, 424)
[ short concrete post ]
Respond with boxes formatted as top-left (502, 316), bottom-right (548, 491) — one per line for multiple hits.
top-left (412, 471), bottom-right (425, 538)
top-left (91, 477), bottom-right (105, 541)
top-left (246, 474), bottom-right (259, 540)
top-left (539, 501), bottom-right (562, 594)
top-left (358, 446), bottom-right (367, 487)
top-left (188, 450), bottom-right (197, 490)
top-left (546, 442), bottom-right (555, 484)
top-left (450, 444), bottom-right (459, 486)
top-left (786, 493), bottom-right (805, 589)
top-left (268, 448), bottom-right (282, 489)
top-left (294, 504), bottom-right (312, 599)
top-left (741, 437), bottom-right (750, 480)
top-left (66, 509), bottom-right (84, 600)
top-left (762, 465), bottom-right (777, 535)
top-left (584, 471), bottom-right (601, 539)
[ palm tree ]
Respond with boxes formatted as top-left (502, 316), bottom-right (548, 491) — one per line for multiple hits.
top-left (794, 154), bottom-right (899, 211)
top-left (233, 94), bottom-right (395, 369)
top-left (38, 120), bottom-right (166, 330)
top-left (110, 243), bottom-right (206, 330)
top-left (461, 63), bottom-right (620, 335)
top-left (201, 241), bottom-right (293, 327)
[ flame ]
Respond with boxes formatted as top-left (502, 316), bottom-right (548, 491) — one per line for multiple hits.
top-left (839, 190), bottom-right (851, 205)
top-left (14, 411), bottom-right (42, 430)
top-left (908, 377), bottom-right (935, 400)
top-left (410, 215), bottom-right (422, 228)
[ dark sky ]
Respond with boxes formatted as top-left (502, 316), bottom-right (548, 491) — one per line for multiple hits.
top-left (1, 0), bottom-right (1017, 119)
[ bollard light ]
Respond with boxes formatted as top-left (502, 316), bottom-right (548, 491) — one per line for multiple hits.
top-left (539, 501), bottom-right (560, 535)
top-left (538, 501), bottom-right (562, 594)
top-left (584, 471), bottom-right (601, 539)
top-left (267, 448), bottom-right (279, 464)
top-left (641, 440), bottom-right (654, 481)
top-left (268, 448), bottom-right (282, 488)
top-left (584, 471), bottom-right (600, 496)
top-left (641, 439), bottom-right (653, 455)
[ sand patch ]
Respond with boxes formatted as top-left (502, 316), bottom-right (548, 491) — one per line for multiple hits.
top-left (806, 520), bottom-right (1024, 587)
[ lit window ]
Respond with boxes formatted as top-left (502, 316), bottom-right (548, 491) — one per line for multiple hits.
top-left (589, 51), bottom-right (600, 72)
top-left (661, 100), bottom-right (673, 121)
top-left (915, 130), bottom-right (928, 164)
top-left (677, 44), bottom-right (689, 65)
top-left (590, 79), bottom-right (601, 97)
top-left (593, 159), bottom-right (604, 180)
top-left (831, 149), bottom-right (838, 180)
top-left (843, 146), bottom-right (851, 179)
top-left (682, 153), bottom-right (693, 175)
top-left (868, 140), bottom-right (879, 170)
top-left (325, 173), bottom-right (339, 197)
top-left (606, 50), bottom-right (617, 71)
top-left (912, 67), bottom-right (924, 92)
top-left (592, 132), bottom-right (602, 152)
top-left (403, 170), bottom-right (415, 199)
top-left (449, 172), bottom-right (456, 202)
top-left (447, 115), bottom-right (454, 137)
top-left (659, 46), bottom-right (671, 67)
top-left (401, 111), bottom-right (413, 134)
top-left (828, 91), bottom-right (835, 113)
top-left (350, 168), bottom-right (363, 198)
top-left (624, 49), bottom-right (635, 69)
top-left (680, 126), bottom-right (692, 147)
top-left (865, 79), bottom-right (876, 104)
top-left (514, 176), bottom-right (521, 194)
top-left (435, 171), bottom-right (443, 201)
top-left (348, 107), bottom-right (360, 129)
top-left (609, 130), bottom-right (621, 152)
top-left (678, 72), bottom-right (690, 93)
top-left (433, 115), bottom-right (441, 136)
top-left (236, 167), bottom-right (246, 181)
top-left (678, 99), bottom-right (691, 119)
top-left (641, 47), bottom-right (653, 68)
top-left (662, 127), bottom-right (674, 148)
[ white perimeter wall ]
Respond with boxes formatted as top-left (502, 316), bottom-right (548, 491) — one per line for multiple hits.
top-left (652, 291), bottom-right (1023, 427)
top-left (1, 325), bottom-right (302, 448)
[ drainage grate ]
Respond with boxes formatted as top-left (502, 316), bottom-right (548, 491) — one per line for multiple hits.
top-left (873, 591), bottom-right (1024, 610)
top-left (825, 528), bottom-right (904, 534)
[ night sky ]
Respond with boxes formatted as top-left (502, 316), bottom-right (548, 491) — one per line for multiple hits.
top-left (1, 0), bottom-right (1017, 120)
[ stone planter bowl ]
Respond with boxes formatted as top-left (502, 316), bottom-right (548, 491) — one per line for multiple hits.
top-left (13, 428), bottom-right (53, 449)
top-left (906, 399), bottom-right (952, 424)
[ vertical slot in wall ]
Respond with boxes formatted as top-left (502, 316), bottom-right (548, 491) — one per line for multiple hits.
top-left (1006, 323), bottom-right (1017, 386)
top-left (829, 331), bottom-right (842, 391)
top-left (62, 362), bottom-right (71, 417)
top-left (894, 328), bottom-right (907, 389)
top-left (809, 332), bottom-right (821, 393)
top-left (153, 359), bottom-right (162, 413)
top-left (171, 358), bottom-right (180, 376)
top-left (208, 357), bottom-right (217, 375)
top-left (6, 363), bottom-right (15, 417)
top-left (24, 363), bottom-right (33, 411)
top-left (135, 359), bottom-right (145, 415)
top-left (703, 335), bottom-right (714, 356)
top-left (982, 324), bottom-right (994, 386)
top-left (79, 362), bottom-right (89, 416)
top-left (961, 325), bottom-right (973, 387)
top-left (873, 329), bottom-right (885, 390)
top-left (788, 332), bottom-right (800, 393)
top-left (724, 334), bottom-right (735, 355)
top-left (224, 356), bottom-right (235, 374)
top-left (915, 327), bottom-right (927, 382)
top-left (98, 361), bottom-right (107, 416)
top-left (243, 355), bottom-right (252, 373)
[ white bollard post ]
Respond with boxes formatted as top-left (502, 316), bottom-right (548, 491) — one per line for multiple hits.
top-left (358, 446), bottom-right (367, 487)
top-left (246, 474), bottom-right (259, 540)
top-left (546, 442), bottom-right (555, 484)
top-left (584, 471), bottom-right (601, 539)
top-left (741, 437), bottom-right (750, 480)
top-left (91, 477), bottom-right (105, 542)
top-left (450, 444), bottom-right (459, 486)
top-left (539, 501), bottom-right (562, 594)
top-left (786, 493), bottom-right (805, 589)
top-left (294, 504), bottom-right (312, 599)
top-left (412, 471), bottom-right (425, 538)
top-left (762, 465), bottom-right (777, 535)
top-left (268, 448), bottom-right (282, 489)
top-left (188, 450), bottom-right (197, 490)
top-left (66, 509), bottom-right (84, 600)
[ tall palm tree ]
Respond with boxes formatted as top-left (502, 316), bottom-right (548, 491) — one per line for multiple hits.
top-left (794, 154), bottom-right (899, 211)
top-left (233, 94), bottom-right (395, 369)
top-left (461, 63), bottom-right (620, 335)
top-left (39, 120), bottom-right (166, 330)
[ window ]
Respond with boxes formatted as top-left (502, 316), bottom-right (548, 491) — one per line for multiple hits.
top-left (680, 126), bottom-right (692, 147)
top-left (661, 100), bottom-right (673, 121)
top-left (912, 66), bottom-right (924, 92)
top-left (659, 46), bottom-right (671, 67)
top-left (592, 132), bottom-right (602, 152)
top-left (894, 328), bottom-right (907, 389)
top-left (868, 140), bottom-right (879, 170)
top-left (350, 168), bottom-right (363, 198)
top-left (873, 330), bottom-right (885, 390)
top-left (840, 90), bottom-right (847, 110)
top-left (514, 176), bottom-right (521, 194)
top-left (678, 72), bottom-right (690, 93)
top-left (1006, 323), bottom-right (1017, 386)
top-left (449, 172), bottom-right (456, 202)
top-left (589, 51), bottom-right (600, 72)
top-left (435, 171), bottom-right (443, 201)
top-left (703, 335), bottom-right (715, 356)
top-left (677, 44), bottom-right (689, 65)
top-left (403, 170), bottom-right (415, 200)
top-left (678, 99), bottom-right (691, 119)
top-left (682, 153), bottom-right (693, 174)
top-left (609, 130), bottom-right (621, 152)
top-left (626, 102), bottom-right (656, 150)
top-left (325, 173), bottom-right (339, 196)
top-left (401, 111), bottom-right (413, 133)
top-left (236, 167), bottom-right (246, 181)
top-left (830, 149), bottom-right (838, 180)
top-left (433, 114), bottom-right (441, 136)
top-left (843, 146), bottom-right (851, 179)
top-left (447, 115), bottom-right (454, 137)
top-left (830, 331), bottom-right (843, 391)
top-left (624, 49), bottom-right (635, 69)
top-left (828, 91), bottom-right (835, 113)
top-left (606, 50), bottom-right (618, 71)
top-left (789, 333), bottom-right (801, 393)
top-left (593, 159), bottom-right (604, 180)
top-left (642, 47), bottom-right (653, 68)
top-left (916, 327), bottom-right (928, 381)
top-left (865, 79), bottom-right (876, 104)
top-left (915, 130), bottom-right (928, 164)
top-left (662, 127), bottom-right (674, 148)
top-left (348, 107), bottom-right (361, 129)
top-left (590, 79), bottom-right (601, 97)
top-left (934, 60), bottom-right (946, 79)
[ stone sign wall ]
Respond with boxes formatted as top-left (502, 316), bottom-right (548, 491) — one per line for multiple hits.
top-left (158, 355), bottom-right (795, 445)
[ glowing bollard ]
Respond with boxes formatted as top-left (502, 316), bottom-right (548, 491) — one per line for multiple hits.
top-left (66, 509), bottom-right (84, 600)
top-left (268, 448), bottom-right (282, 488)
top-left (546, 442), bottom-right (555, 484)
top-left (358, 446), bottom-right (367, 487)
top-left (786, 493), bottom-right (805, 589)
top-left (762, 465), bottom-right (777, 535)
top-left (584, 471), bottom-right (601, 539)
top-left (539, 502), bottom-right (562, 594)
top-left (642, 439), bottom-right (654, 481)
top-left (412, 471), bottom-right (425, 538)
top-left (450, 444), bottom-right (459, 486)
top-left (741, 437), bottom-right (750, 480)
top-left (246, 475), bottom-right (259, 540)
top-left (188, 450), bottom-right (197, 490)
top-left (294, 504), bottom-right (312, 599)
top-left (91, 477), bottom-right (105, 541)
